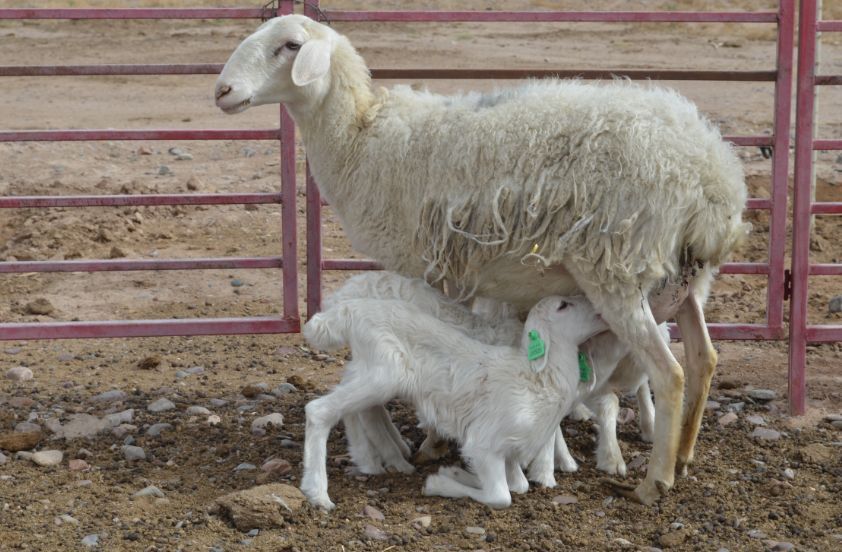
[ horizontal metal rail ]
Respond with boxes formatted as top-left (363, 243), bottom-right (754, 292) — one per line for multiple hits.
top-left (806, 326), bottom-right (842, 342)
top-left (0, 193), bottom-right (281, 209)
top-left (809, 264), bottom-right (842, 276)
top-left (815, 75), bottom-right (842, 85)
top-left (0, 129), bottom-right (280, 142)
top-left (813, 139), bottom-right (842, 150)
top-left (672, 323), bottom-right (786, 341)
top-left (0, 65), bottom-right (778, 82)
top-left (0, 8), bottom-right (268, 19)
top-left (323, 10), bottom-right (779, 23)
top-left (0, 317), bottom-right (299, 341)
top-left (811, 202), bottom-right (842, 215)
top-left (816, 20), bottom-right (842, 32)
top-left (0, 257), bottom-right (282, 274)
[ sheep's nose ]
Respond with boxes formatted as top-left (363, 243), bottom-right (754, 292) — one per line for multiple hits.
top-left (215, 83), bottom-right (232, 100)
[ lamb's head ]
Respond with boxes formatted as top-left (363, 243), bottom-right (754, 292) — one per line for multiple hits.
top-left (522, 296), bottom-right (608, 373)
top-left (215, 15), bottom-right (339, 114)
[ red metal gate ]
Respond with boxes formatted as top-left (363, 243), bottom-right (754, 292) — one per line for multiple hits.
top-left (303, 6), bottom-right (795, 337)
top-left (788, 0), bottom-right (842, 414)
top-left (0, 3), bottom-right (301, 338)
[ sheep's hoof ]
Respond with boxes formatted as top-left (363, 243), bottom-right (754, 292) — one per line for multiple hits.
top-left (600, 478), bottom-right (666, 506)
top-left (675, 456), bottom-right (693, 477)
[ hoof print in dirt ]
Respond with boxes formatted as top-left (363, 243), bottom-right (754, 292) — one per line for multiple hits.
top-left (210, 484), bottom-right (306, 531)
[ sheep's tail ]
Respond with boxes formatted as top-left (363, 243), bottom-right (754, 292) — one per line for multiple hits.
top-left (302, 305), bottom-right (351, 352)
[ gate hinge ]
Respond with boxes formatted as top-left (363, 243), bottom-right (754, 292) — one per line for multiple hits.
top-left (783, 269), bottom-right (792, 301)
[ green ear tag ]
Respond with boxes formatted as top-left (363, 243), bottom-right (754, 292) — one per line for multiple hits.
top-left (578, 352), bottom-right (592, 383)
top-left (527, 330), bottom-right (546, 361)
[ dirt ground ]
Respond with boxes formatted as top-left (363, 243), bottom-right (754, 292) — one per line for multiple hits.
top-left (1, 1), bottom-right (841, 551)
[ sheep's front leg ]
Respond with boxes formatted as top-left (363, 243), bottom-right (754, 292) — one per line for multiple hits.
top-left (674, 292), bottom-right (717, 475)
top-left (527, 433), bottom-right (559, 487)
top-left (359, 406), bottom-right (415, 474)
top-left (344, 413), bottom-right (386, 475)
top-left (588, 393), bottom-right (626, 477)
top-left (423, 453), bottom-right (511, 509)
top-left (506, 459), bottom-right (529, 494)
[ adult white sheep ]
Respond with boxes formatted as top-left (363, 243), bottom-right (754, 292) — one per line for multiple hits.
top-left (301, 295), bottom-right (608, 509)
top-left (216, 15), bottom-right (749, 505)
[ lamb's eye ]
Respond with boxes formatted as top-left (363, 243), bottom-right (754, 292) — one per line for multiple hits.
top-left (557, 301), bottom-right (569, 311)
top-left (274, 42), bottom-right (301, 56)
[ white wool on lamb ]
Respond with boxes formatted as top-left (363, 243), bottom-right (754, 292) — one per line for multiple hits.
top-left (300, 295), bottom-right (607, 509)
top-left (217, 15), bottom-right (749, 504)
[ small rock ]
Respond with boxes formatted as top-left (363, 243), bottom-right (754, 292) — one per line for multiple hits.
top-left (187, 406), bottom-right (211, 416)
top-left (69, 459), bottom-right (90, 471)
top-left (613, 538), bottom-right (635, 548)
top-left (748, 529), bottom-right (768, 539)
top-left (56, 514), bottom-right (80, 525)
top-left (92, 389), bottom-right (127, 403)
top-left (251, 413), bottom-right (284, 434)
top-left (137, 146), bottom-right (153, 155)
top-left (241, 384), bottom-right (263, 398)
top-left (272, 383), bottom-right (298, 397)
top-left (0, 452), bottom-right (7, 465)
top-left (465, 526), bottom-right (486, 536)
top-left (112, 424), bottom-right (137, 438)
top-left (747, 415), bottom-right (767, 426)
top-left (58, 414), bottom-right (109, 439)
top-left (147, 398), bottom-right (176, 412)
top-left (208, 415), bottom-right (222, 426)
top-left (659, 529), bottom-right (689, 548)
top-left (133, 485), bottom-right (165, 499)
top-left (705, 400), bottom-right (721, 411)
top-left (829, 295), bottom-right (842, 314)
top-left (718, 379), bottom-right (741, 389)
top-left (108, 246), bottom-right (126, 259)
top-left (0, 430), bottom-right (42, 451)
top-left (627, 454), bottom-right (647, 471)
top-left (617, 407), bottom-right (635, 424)
top-left (364, 524), bottom-right (388, 541)
top-left (105, 409), bottom-right (134, 427)
top-left (799, 443), bottom-right (836, 465)
top-left (209, 398), bottom-right (228, 408)
top-left (31, 450), bottom-right (63, 466)
top-left (235, 463), bottom-right (257, 472)
top-left (185, 175), bottom-right (203, 191)
top-left (771, 542), bottom-right (795, 551)
top-left (825, 414), bottom-right (842, 422)
top-left (81, 534), bottom-right (99, 548)
top-left (158, 165), bottom-right (171, 176)
top-left (25, 298), bottom-right (54, 315)
top-left (782, 468), bottom-right (795, 479)
top-left (121, 445), bottom-right (146, 461)
top-left (751, 427), bottom-right (781, 441)
top-left (261, 458), bottom-right (292, 476)
top-left (5, 366), bottom-right (33, 381)
top-left (211, 483), bottom-right (305, 531)
top-left (718, 412), bottom-right (738, 427)
top-left (137, 355), bottom-right (162, 370)
top-left (412, 515), bottom-right (432, 529)
top-left (176, 153), bottom-right (193, 161)
top-left (15, 421), bottom-right (41, 433)
top-left (231, 278), bottom-right (244, 287)
top-left (146, 423), bottom-right (173, 437)
top-left (279, 439), bottom-right (298, 449)
top-left (241, 147), bottom-right (257, 158)
top-left (832, 420), bottom-right (842, 430)
top-left (552, 495), bottom-right (578, 505)
top-left (362, 505), bottom-right (384, 521)
top-left (748, 389), bottom-right (777, 402)
top-left (727, 401), bottom-right (746, 413)
top-left (8, 397), bottom-right (34, 409)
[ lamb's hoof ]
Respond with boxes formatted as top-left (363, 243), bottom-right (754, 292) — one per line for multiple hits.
top-left (386, 460), bottom-right (416, 475)
top-left (597, 457), bottom-right (627, 478)
top-left (527, 471), bottom-right (557, 489)
top-left (422, 474), bottom-right (448, 497)
top-left (600, 478), bottom-right (667, 506)
top-left (306, 494), bottom-right (336, 511)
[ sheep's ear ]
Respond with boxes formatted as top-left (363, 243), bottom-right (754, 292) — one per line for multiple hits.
top-left (291, 38), bottom-right (331, 86)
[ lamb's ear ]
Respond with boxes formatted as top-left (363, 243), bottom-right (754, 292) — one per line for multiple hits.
top-left (291, 38), bottom-right (331, 86)
top-left (523, 312), bottom-right (551, 373)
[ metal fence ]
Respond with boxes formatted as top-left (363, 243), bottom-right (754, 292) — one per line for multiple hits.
top-left (788, 0), bottom-right (842, 414)
top-left (0, 2), bottom-right (301, 338)
top-left (1, 1), bottom-right (836, 414)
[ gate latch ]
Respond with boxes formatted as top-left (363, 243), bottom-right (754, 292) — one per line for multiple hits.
top-left (783, 269), bottom-right (792, 301)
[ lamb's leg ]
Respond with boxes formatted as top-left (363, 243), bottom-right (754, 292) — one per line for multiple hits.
top-left (573, 280), bottom-right (683, 506)
top-left (527, 434), bottom-right (559, 487)
top-left (344, 413), bottom-right (385, 475)
top-left (506, 458), bottom-right (529, 494)
top-left (553, 426), bottom-right (579, 473)
top-left (302, 375), bottom-right (388, 510)
top-left (423, 453), bottom-right (511, 509)
top-left (636, 379), bottom-right (655, 443)
top-left (414, 427), bottom-right (450, 464)
top-left (674, 292), bottom-right (717, 476)
top-left (569, 403), bottom-right (593, 422)
top-left (359, 407), bottom-right (415, 474)
top-left (436, 465), bottom-right (481, 488)
top-left (589, 393), bottom-right (626, 477)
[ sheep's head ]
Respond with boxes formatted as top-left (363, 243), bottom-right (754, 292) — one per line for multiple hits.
top-left (215, 15), bottom-right (336, 114)
top-left (522, 296), bottom-right (608, 373)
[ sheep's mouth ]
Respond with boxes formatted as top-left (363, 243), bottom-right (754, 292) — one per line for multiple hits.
top-left (220, 97), bottom-right (252, 114)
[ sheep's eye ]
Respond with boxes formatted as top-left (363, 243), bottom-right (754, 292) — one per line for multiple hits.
top-left (557, 301), bottom-right (569, 311)
top-left (274, 42), bottom-right (301, 56)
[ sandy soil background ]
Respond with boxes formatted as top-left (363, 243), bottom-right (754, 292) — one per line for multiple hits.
top-left (1, 1), bottom-right (841, 551)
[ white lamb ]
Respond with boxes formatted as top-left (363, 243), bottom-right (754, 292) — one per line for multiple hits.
top-left (301, 295), bottom-right (608, 509)
top-left (217, 15), bottom-right (749, 505)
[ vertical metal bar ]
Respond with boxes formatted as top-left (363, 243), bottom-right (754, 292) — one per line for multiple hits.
top-left (304, 0), bottom-right (323, 318)
top-left (279, 0), bottom-right (299, 324)
top-left (767, 0), bottom-right (795, 338)
top-left (306, 164), bottom-right (323, 318)
top-left (789, 0), bottom-right (818, 415)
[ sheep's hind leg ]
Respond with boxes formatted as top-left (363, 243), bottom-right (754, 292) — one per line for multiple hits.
top-left (573, 280), bottom-right (683, 506)
top-left (674, 292), bottom-right (717, 476)
top-left (423, 454), bottom-right (511, 509)
top-left (302, 373), bottom-right (390, 510)
top-left (359, 406), bottom-right (414, 474)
